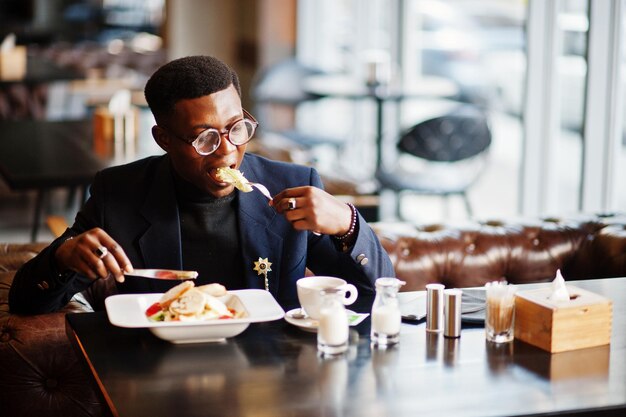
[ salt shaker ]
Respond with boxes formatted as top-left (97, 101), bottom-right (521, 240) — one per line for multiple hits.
top-left (426, 283), bottom-right (445, 333)
top-left (371, 277), bottom-right (406, 347)
top-left (317, 288), bottom-right (349, 355)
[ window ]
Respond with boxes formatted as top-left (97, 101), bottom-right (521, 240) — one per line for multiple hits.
top-left (298, 0), bottom-right (624, 221)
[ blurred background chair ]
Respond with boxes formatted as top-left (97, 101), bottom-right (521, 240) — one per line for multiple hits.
top-left (376, 104), bottom-right (492, 220)
top-left (250, 58), bottom-right (348, 167)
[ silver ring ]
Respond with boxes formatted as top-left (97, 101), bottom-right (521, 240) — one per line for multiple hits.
top-left (287, 197), bottom-right (296, 210)
top-left (94, 246), bottom-right (108, 259)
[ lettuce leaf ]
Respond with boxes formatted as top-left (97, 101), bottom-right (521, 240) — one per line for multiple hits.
top-left (216, 167), bottom-right (253, 192)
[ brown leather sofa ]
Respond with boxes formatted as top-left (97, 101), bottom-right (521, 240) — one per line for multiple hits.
top-left (1, 213), bottom-right (625, 417)
top-left (0, 243), bottom-right (106, 417)
top-left (373, 213), bottom-right (626, 291)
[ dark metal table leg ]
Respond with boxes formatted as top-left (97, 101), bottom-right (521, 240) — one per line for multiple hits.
top-left (31, 189), bottom-right (44, 242)
top-left (375, 96), bottom-right (384, 171)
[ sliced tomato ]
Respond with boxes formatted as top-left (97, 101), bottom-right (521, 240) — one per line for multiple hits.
top-left (155, 271), bottom-right (177, 279)
top-left (145, 302), bottom-right (162, 317)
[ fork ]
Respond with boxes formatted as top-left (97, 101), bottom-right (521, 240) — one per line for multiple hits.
top-left (248, 181), bottom-right (272, 200)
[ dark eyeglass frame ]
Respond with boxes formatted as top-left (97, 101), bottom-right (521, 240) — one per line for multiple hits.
top-left (159, 109), bottom-right (258, 156)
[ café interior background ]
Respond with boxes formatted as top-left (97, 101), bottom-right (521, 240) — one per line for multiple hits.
top-left (1, 0), bottom-right (625, 243)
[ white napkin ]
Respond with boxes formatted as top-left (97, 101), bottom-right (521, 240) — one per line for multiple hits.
top-left (548, 269), bottom-right (570, 302)
top-left (0, 33), bottom-right (16, 52)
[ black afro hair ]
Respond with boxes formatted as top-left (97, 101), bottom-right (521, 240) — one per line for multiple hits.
top-left (144, 55), bottom-right (241, 123)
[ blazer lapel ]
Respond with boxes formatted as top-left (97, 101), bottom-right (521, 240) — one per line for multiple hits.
top-left (138, 157), bottom-right (182, 271)
top-left (238, 158), bottom-right (284, 298)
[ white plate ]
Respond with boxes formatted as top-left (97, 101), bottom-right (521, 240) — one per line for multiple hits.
top-left (105, 289), bottom-right (285, 344)
top-left (284, 308), bottom-right (369, 332)
top-left (399, 290), bottom-right (427, 320)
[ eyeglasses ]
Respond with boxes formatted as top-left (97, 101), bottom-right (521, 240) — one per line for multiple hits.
top-left (161, 109), bottom-right (258, 156)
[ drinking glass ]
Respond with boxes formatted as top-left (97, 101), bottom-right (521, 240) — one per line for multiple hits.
top-left (485, 281), bottom-right (517, 343)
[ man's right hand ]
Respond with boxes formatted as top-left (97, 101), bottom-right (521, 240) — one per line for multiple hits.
top-left (55, 228), bottom-right (133, 282)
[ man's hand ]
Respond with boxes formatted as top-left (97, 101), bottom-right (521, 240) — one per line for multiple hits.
top-left (271, 187), bottom-right (352, 236)
top-left (55, 228), bottom-right (133, 282)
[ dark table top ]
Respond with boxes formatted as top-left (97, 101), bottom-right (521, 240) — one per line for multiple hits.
top-left (0, 119), bottom-right (105, 190)
top-left (66, 278), bottom-right (626, 417)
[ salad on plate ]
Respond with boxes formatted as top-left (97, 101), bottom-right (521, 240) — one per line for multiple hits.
top-left (145, 281), bottom-right (245, 322)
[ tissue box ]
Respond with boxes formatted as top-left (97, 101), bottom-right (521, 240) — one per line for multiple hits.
top-left (514, 286), bottom-right (612, 353)
top-left (0, 46), bottom-right (27, 80)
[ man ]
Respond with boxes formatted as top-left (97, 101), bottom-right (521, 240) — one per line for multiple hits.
top-left (9, 55), bottom-right (394, 314)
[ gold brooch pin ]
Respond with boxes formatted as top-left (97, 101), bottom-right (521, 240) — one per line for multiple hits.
top-left (253, 257), bottom-right (272, 291)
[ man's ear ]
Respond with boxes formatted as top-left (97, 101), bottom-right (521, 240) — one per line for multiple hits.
top-left (152, 125), bottom-right (170, 152)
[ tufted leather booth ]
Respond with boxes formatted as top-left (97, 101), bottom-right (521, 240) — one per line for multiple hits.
top-left (0, 243), bottom-right (106, 417)
top-left (1, 213), bottom-right (625, 416)
top-left (373, 213), bottom-right (626, 291)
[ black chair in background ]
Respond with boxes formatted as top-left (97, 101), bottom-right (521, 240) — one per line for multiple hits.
top-left (375, 104), bottom-right (492, 220)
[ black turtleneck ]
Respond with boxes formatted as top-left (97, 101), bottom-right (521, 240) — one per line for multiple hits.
top-left (172, 170), bottom-right (246, 290)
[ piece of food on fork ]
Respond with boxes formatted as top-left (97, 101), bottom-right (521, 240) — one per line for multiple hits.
top-left (216, 167), bottom-right (253, 192)
top-left (216, 167), bottom-right (273, 200)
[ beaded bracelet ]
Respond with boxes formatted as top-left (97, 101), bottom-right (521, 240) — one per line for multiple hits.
top-left (334, 203), bottom-right (357, 241)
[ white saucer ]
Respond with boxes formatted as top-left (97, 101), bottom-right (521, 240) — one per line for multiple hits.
top-left (284, 308), bottom-right (368, 332)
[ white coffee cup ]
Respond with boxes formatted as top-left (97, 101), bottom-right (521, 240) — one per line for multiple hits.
top-left (297, 276), bottom-right (358, 320)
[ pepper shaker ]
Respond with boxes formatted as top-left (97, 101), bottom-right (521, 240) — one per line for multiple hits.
top-left (444, 289), bottom-right (463, 338)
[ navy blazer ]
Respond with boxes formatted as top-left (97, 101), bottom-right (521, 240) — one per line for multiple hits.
top-left (10, 153), bottom-right (394, 314)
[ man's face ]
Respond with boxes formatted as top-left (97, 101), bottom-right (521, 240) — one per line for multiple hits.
top-left (154, 85), bottom-right (247, 198)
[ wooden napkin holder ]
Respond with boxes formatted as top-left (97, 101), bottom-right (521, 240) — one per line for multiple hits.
top-left (514, 286), bottom-right (612, 353)
top-left (0, 46), bottom-right (27, 81)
